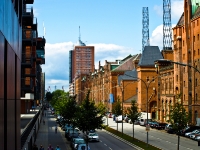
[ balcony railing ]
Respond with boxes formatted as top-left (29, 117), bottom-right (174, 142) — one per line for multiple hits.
top-left (23, 0), bottom-right (34, 4)
top-left (24, 68), bottom-right (36, 77)
top-left (21, 78), bottom-right (33, 92)
top-left (22, 7), bottom-right (33, 25)
top-left (21, 53), bottom-right (33, 68)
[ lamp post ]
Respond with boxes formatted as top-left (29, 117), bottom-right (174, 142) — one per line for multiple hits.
top-left (155, 59), bottom-right (200, 124)
top-left (122, 73), bottom-right (159, 147)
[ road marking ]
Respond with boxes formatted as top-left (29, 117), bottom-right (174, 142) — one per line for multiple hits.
top-left (104, 143), bottom-right (107, 146)
top-left (109, 147), bottom-right (112, 150)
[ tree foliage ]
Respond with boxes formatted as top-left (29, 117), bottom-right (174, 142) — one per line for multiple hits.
top-left (45, 91), bottom-right (52, 102)
top-left (75, 90), bottom-right (104, 133)
top-left (127, 100), bottom-right (141, 124)
top-left (112, 97), bottom-right (122, 116)
top-left (96, 102), bottom-right (106, 116)
top-left (127, 99), bottom-right (141, 140)
top-left (166, 94), bottom-right (191, 150)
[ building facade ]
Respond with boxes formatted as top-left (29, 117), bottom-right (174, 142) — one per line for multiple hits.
top-left (69, 37), bottom-right (95, 96)
top-left (172, 0), bottom-right (200, 124)
top-left (0, 1), bottom-right (22, 149)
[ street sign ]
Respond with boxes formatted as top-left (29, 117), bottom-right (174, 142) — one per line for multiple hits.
top-left (146, 124), bottom-right (150, 132)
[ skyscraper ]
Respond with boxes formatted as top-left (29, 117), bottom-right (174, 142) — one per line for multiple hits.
top-left (69, 30), bottom-right (94, 96)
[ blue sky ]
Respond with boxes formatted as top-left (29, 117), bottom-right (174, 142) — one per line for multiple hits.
top-left (31, 0), bottom-right (183, 92)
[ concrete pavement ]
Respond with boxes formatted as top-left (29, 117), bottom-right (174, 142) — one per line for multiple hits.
top-left (35, 110), bottom-right (71, 150)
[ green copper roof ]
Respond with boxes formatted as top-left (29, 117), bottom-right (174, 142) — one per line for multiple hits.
top-left (192, 0), bottom-right (200, 16)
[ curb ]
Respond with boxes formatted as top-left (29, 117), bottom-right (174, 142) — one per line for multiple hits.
top-left (103, 129), bottom-right (144, 150)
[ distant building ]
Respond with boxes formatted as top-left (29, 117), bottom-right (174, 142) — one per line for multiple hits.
top-left (69, 36), bottom-right (95, 96)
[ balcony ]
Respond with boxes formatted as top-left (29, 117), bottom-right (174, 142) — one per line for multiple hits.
top-left (21, 78), bottom-right (33, 93)
top-left (23, 0), bottom-right (34, 4)
top-left (32, 18), bottom-right (37, 31)
top-left (22, 29), bottom-right (33, 46)
top-left (21, 54), bottom-right (33, 68)
top-left (36, 50), bottom-right (45, 64)
top-left (22, 7), bottom-right (33, 26)
top-left (24, 68), bottom-right (36, 77)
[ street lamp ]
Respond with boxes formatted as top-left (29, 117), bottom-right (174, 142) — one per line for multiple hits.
top-left (122, 73), bottom-right (159, 147)
top-left (154, 59), bottom-right (200, 73)
top-left (155, 59), bottom-right (200, 124)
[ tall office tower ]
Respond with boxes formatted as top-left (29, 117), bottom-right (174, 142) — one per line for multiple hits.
top-left (69, 29), bottom-right (95, 95)
top-left (0, 1), bottom-right (22, 149)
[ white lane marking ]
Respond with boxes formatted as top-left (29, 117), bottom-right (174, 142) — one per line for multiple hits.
top-left (109, 147), bottom-right (112, 150)
top-left (104, 144), bottom-right (107, 146)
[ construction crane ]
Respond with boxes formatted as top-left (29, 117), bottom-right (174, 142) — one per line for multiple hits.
top-left (142, 7), bottom-right (150, 51)
top-left (163, 0), bottom-right (172, 50)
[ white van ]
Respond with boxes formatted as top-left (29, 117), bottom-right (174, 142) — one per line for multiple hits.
top-left (139, 119), bottom-right (152, 126)
top-left (139, 112), bottom-right (152, 126)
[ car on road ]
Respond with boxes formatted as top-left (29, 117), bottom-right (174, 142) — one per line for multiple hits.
top-left (115, 115), bottom-right (123, 123)
top-left (86, 132), bottom-right (99, 142)
top-left (70, 138), bottom-right (86, 150)
top-left (185, 129), bottom-right (200, 137)
top-left (75, 143), bottom-right (90, 150)
top-left (155, 123), bottom-right (168, 130)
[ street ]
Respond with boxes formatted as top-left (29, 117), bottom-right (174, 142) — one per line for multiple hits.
top-left (105, 117), bottom-right (199, 150)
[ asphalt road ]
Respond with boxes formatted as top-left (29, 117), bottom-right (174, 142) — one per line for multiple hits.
top-left (88, 130), bottom-right (136, 150)
top-left (106, 118), bottom-right (199, 150)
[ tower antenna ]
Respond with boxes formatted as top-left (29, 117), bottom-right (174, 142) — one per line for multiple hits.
top-left (142, 7), bottom-right (150, 51)
top-left (79, 26), bottom-right (81, 41)
top-left (163, 0), bottom-right (172, 50)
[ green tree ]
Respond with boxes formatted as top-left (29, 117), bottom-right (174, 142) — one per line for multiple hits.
top-left (112, 97), bottom-right (122, 131)
top-left (45, 91), bottom-right (52, 102)
top-left (96, 102), bottom-right (106, 116)
top-left (127, 99), bottom-right (141, 140)
top-left (75, 90), bottom-right (104, 149)
top-left (167, 95), bottom-right (190, 150)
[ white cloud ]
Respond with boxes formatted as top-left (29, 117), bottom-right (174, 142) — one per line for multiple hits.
top-left (154, 0), bottom-right (183, 20)
top-left (171, 0), bottom-right (184, 20)
top-left (43, 42), bottom-right (134, 91)
top-left (150, 24), bottom-right (163, 48)
top-left (150, 24), bottom-right (176, 49)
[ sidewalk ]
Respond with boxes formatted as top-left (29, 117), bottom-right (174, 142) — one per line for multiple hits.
top-left (35, 110), bottom-right (71, 150)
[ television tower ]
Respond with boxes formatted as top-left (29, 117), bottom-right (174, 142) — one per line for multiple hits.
top-left (163, 0), bottom-right (172, 50)
top-left (142, 7), bottom-right (150, 51)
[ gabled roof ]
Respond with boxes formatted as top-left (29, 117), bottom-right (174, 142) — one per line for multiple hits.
top-left (113, 54), bottom-right (141, 71)
top-left (138, 46), bottom-right (163, 67)
top-left (192, 6), bottom-right (200, 19)
top-left (177, 12), bottom-right (184, 26)
top-left (124, 94), bottom-right (137, 103)
top-left (118, 69), bottom-right (137, 84)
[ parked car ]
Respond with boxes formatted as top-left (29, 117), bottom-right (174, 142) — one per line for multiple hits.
top-left (185, 129), bottom-right (200, 137)
top-left (86, 132), bottom-right (99, 142)
top-left (67, 132), bottom-right (80, 141)
top-left (190, 133), bottom-right (200, 140)
top-left (180, 126), bottom-right (200, 136)
top-left (149, 121), bottom-right (159, 128)
top-left (195, 135), bottom-right (200, 141)
top-left (165, 124), bottom-right (176, 134)
top-left (65, 128), bottom-right (79, 139)
top-left (75, 143), bottom-right (90, 150)
top-left (155, 123), bottom-right (168, 130)
top-left (70, 138), bottom-right (86, 150)
top-left (115, 115), bottom-right (123, 123)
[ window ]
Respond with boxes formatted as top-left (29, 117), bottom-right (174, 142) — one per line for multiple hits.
top-left (146, 76), bottom-right (149, 82)
top-left (183, 54), bottom-right (185, 60)
top-left (198, 34), bottom-right (199, 40)
top-left (183, 67), bottom-right (185, 72)
top-left (198, 20), bottom-right (199, 26)
top-left (196, 78), bottom-right (198, 86)
top-left (184, 81), bottom-right (185, 87)
top-left (176, 75), bottom-right (178, 82)
top-left (183, 40), bottom-right (184, 46)
top-left (194, 36), bottom-right (195, 42)
top-left (183, 27), bottom-right (184, 33)
top-left (194, 50), bottom-right (196, 56)
top-left (198, 49), bottom-right (200, 55)
top-left (184, 94), bottom-right (185, 101)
